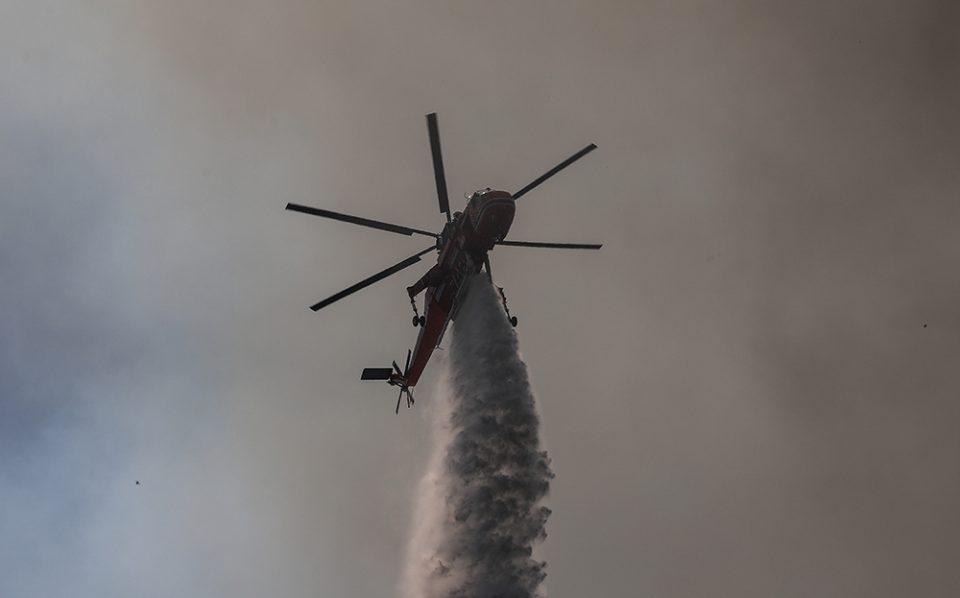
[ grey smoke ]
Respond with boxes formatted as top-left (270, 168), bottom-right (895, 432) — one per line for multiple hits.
top-left (405, 275), bottom-right (553, 598)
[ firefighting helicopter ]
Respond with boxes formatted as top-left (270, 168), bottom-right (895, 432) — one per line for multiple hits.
top-left (286, 113), bottom-right (601, 413)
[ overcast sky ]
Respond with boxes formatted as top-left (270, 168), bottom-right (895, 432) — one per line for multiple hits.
top-left (2, 1), bottom-right (959, 596)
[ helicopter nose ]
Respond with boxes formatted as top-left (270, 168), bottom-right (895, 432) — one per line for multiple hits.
top-left (476, 195), bottom-right (516, 240)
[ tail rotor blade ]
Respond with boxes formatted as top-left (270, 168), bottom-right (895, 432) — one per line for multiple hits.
top-left (426, 113), bottom-right (452, 222)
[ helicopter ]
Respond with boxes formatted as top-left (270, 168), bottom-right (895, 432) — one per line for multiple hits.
top-left (287, 113), bottom-right (601, 413)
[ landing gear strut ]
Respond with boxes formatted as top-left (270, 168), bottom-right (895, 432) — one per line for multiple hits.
top-left (486, 256), bottom-right (518, 327)
top-left (497, 286), bottom-right (518, 327)
top-left (410, 296), bottom-right (425, 327)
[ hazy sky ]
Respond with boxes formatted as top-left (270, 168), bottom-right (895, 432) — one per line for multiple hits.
top-left (2, 1), bottom-right (959, 596)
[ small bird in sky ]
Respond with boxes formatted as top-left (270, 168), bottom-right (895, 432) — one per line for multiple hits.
top-left (135, 480), bottom-right (140, 486)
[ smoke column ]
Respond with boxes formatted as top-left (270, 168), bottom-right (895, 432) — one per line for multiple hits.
top-left (404, 275), bottom-right (554, 598)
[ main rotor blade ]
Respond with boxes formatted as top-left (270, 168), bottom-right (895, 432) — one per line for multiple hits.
top-left (310, 246), bottom-right (435, 311)
top-left (426, 113), bottom-right (451, 222)
top-left (286, 203), bottom-right (437, 238)
top-left (496, 240), bottom-right (603, 250)
top-left (512, 143), bottom-right (597, 200)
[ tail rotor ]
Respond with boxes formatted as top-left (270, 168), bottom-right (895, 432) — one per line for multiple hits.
top-left (360, 348), bottom-right (414, 413)
top-left (393, 349), bottom-right (414, 414)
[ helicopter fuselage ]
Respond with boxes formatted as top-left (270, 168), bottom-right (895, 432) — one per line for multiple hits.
top-left (397, 189), bottom-right (515, 387)
top-left (289, 111), bottom-right (600, 414)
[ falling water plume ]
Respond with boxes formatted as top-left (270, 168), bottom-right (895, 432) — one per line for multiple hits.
top-left (405, 274), bottom-right (554, 598)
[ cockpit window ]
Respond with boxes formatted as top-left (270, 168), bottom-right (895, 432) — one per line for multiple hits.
top-left (465, 187), bottom-right (491, 201)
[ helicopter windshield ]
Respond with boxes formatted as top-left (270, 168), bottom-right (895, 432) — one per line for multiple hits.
top-left (465, 187), bottom-right (491, 200)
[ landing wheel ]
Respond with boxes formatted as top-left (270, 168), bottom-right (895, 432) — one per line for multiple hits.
top-left (418, 315), bottom-right (426, 327)
top-left (509, 316), bottom-right (518, 327)
top-left (412, 315), bottom-right (420, 327)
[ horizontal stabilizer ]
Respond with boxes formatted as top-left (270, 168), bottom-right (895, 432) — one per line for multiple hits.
top-left (361, 367), bottom-right (394, 381)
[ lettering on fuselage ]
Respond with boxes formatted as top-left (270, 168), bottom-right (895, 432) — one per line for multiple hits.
top-left (451, 250), bottom-right (474, 290)
top-left (436, 246), bottom-right (475, 306)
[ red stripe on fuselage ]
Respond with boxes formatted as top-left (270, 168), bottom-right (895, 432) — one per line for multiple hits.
top-left (402, 287), bottom-right (450, 388)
